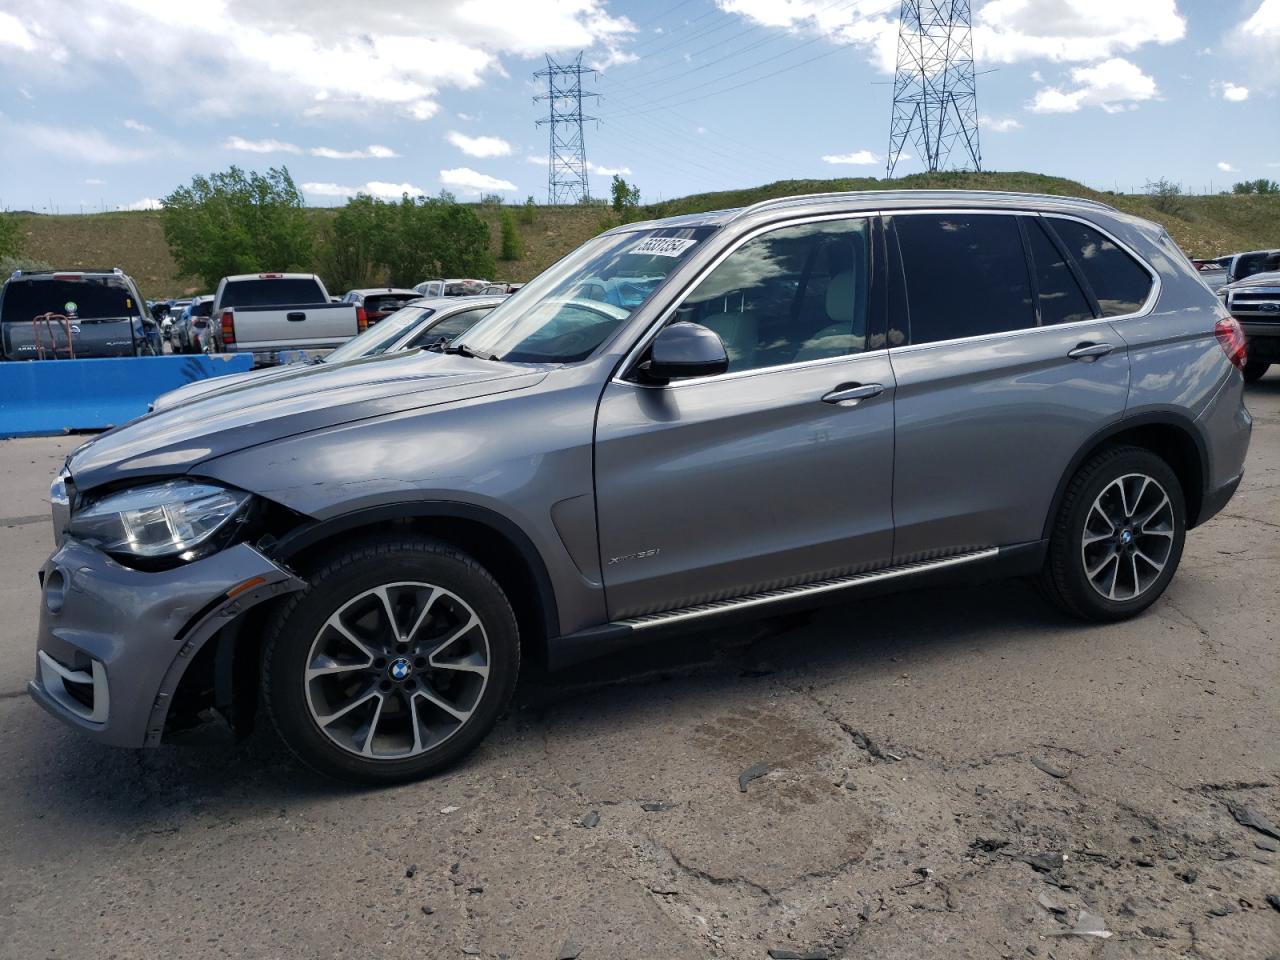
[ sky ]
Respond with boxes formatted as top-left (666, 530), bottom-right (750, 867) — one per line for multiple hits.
top-left (0, 0), bottom-right (1277, 213)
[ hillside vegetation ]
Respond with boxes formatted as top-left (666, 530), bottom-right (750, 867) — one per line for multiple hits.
top-left (13, 171), bottom-right (1280, 297)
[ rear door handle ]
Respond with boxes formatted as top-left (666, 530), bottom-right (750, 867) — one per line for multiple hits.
top-left (1067, 341), bottom-right (1114, 361)
top-left (823, 383), bottom-right (884, 405)
top-left (286, 312), bottom-right (306, 322)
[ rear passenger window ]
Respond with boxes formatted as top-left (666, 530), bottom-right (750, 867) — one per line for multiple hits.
top-left (1023, 218), bottom-right (1094, 326)
top-left (893, 214), bottom-right (1033, 344)
top-left (1045, 218), bottom-right (1152, 317)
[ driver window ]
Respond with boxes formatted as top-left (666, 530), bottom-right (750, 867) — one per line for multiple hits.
top-left (673, 218), bottom-right (870, 373)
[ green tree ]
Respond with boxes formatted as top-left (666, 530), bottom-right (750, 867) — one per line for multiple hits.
top-left (314, 193), bottom-right (393, 292)
top-left (0, 213), bottom-right (21, 260)
top-left (519, 195), bottom-right (537, 225)
top-left (1144, 177), bottom-right (1185, 217)
top-left (610, 175), bottom-right (641, 214)
top-left (377, 194), bottom-right (495, 287)
top-left (1232, 178), bottom-right (1280, 195)
top-left (161, 165), bottom-right (313, 289)
top-left (499, 208), bottom-right (523, 261)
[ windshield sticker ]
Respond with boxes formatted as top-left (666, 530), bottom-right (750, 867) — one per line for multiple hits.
top-left (630, 236), bottom-right (698, 258)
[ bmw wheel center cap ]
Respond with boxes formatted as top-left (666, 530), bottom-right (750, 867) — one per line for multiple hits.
top-left (388, 657), bottom-right (413, 681)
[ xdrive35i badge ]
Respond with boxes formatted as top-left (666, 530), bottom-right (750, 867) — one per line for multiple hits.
top-left (608, 548), bottom-right (661, 566)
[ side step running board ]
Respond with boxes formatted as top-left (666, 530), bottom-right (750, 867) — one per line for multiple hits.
top-left (619, 547), bottom-right (1000, 631)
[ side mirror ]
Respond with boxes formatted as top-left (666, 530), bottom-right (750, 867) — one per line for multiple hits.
top-left (638, 322), bottom-right (729, 383)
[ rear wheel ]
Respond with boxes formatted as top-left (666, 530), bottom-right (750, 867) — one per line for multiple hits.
top-left (262, 535), bottom-right (520, 784)
top-left (1243, 359), bottom-right (1270, 383)
top-left (1040, 446), bottom-right (1186, 621)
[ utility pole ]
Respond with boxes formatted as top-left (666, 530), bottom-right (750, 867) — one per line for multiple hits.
top-left (886, 0), bottom-right (982, 178)
top-left (534, 53), bottom-right (598, 205)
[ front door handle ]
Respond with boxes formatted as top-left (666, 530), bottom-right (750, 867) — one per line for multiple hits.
top-left (286, 312), bottom-right (306, 322)
top-left (1067, 341), bottom-right (1114, 361)
top-left (823, 382), bottom-right (884, 405)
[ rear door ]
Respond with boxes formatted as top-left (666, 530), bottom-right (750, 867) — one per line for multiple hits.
top-left (594, 215), bottom-right (897, 619)
top-left (886, 210), bottom-right (1132, 559)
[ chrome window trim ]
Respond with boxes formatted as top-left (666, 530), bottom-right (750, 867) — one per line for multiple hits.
top-left (612, 211), bottom-right (878, 387)
top-left (887, 208), bottom-right (1161, 357)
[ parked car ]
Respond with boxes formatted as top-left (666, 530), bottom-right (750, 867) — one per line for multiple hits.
top-left (209, 273), bottom-right (365, 364)
top-left (172, 295), bottom-right (215, 354)
top-left (480, 282), bottom-right (523, 296)
top-left (150, 296), bottom-right (505, 411)
top-left (30, 191), bottom-right (1251, 784)
top-left (1190, 258), bottom-right (1230, 293)
top-left (413, 278), bottom-right (488, 297)
top-left (1, 268), bottom-right (158, 359)
top-left (341, 288), bottom-right (422, 326)
top-left (160, 315), bottom-right (175, 342)
top-left (1220, 268), bottom-right (1280, 382)
top-left (1204, 249), bottom-right (1280, 291)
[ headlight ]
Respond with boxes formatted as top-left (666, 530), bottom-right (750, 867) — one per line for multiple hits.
top-left (69, 480), bottom-right (252, 561)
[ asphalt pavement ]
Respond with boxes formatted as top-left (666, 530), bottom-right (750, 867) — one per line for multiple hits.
top-left (1, 375), bottom-right (1278, 960)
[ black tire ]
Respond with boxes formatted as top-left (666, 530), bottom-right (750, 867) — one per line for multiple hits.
top-left (1040, 445), bottom-right (1186, 622)
top-left (1243, 359), bottom-right (1270, 383)
top-left (262, 535), bottom-right (520, 784)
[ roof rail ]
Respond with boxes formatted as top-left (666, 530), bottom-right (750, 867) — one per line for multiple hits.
top-left (734, 188), bottom-right (1118, 220)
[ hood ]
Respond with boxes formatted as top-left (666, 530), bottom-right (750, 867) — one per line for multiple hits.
top-left (68, 350), bottom-right (546, 490)
top-left (1225, 270), bottom-right (1280, 291)
top-left (149, 363), bottom-right (308, 411)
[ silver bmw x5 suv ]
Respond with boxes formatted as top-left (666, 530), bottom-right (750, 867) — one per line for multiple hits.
top-left (31, 190), bottom-right (1253, 783)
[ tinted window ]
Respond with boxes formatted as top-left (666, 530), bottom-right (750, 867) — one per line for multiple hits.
top-left (366, 293), bottom-right (419, 314)
top-left (673, 218), bottom-right (871, 373)
top-left (413, 307), bottom-right (492, 346)
top-left (893, 214), bottom-right (1033, 344)
top-left (1235, 251), bottom-right (1280, 280)
top-left (190, 299), bottom-right (213, 318)
top-left (1045, 218), bottom-right (1151, 317)
top-left (219, 278), bottom-right (326, 307)
top-left (1024, 218), bottom-right (1094, 326)
top-left (0, 276), bottom-right (139, 323)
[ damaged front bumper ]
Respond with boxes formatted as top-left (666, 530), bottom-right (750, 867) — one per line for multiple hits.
top-left (28, 537), bottom-right (304, 748)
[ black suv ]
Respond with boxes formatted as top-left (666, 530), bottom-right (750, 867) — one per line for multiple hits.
top-left (0, 268), bottom-right (158, 360)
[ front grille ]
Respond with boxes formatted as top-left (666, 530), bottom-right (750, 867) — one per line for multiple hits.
top-left (1231, 289), bottom-right (1280, 302)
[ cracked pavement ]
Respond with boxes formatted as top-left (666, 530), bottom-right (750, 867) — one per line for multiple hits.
top-left (1, 375), bottom-right (1278, 960)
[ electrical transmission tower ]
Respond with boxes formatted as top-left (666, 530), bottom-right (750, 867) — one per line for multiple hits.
top-left (885, 1), bottom-right (982, 178)
top-left (534, 54), bottom-right (598, 204)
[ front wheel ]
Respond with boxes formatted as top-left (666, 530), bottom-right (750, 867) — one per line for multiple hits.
top-left (1040, 446), bottom-right (1186, 621)
top-left (262, 535), bottom-right (520, 784)
top-left (1243, 359), bottom-right (1270, 383)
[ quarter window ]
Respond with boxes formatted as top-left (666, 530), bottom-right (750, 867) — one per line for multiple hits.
top-left (1045, 218), bottom-right (1153, 317)
top-left (672, 218), bottom-right (871, 373)
top-left (1023, 218), bottom-right (1094, 326)
top-left (892, 213), bottom-right (1034, 344)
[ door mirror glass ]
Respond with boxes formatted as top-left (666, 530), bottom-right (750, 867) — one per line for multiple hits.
top-left (640, 322), bottom-right (729, 382)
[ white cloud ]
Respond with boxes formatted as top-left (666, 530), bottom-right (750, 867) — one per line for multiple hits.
top-left (587, 45), bottom-right (638, 71)
top-left (525, 154), bottom-right (550, 165)
top-left (1243, 0), bottom-right (1280, 36)
top-left (0, 11), bottom-right (37, 52)
top-left (821, 150), bottom-right (880, 165)
top-left (1231, 0), bottom-right (1280, 92)
top-left (224, 135), bottom-right (301, 154)
top-left (439, 167), bottom-right (517, 195)
top-left (446, 131), bottom-right (513, 158)
top-left (302, 181), bottom-right (427, 200)
top-left (0, 1), bottom-right (636, 123)
top-left (310, 144), bottom-right (399, 159)
top-left (118, 197), bottom-right (162, 211)
top-left (84, 178), bottom-right (106, 185)
top-left (1029, 58), bottom-right (1158, 113)
top-left (589, 162), bottom-right (632, 176)
top-left (980, 116), bottom-right (1022, 133)
top-left (1217, 161), bottom-right (1238, 172)
top-left (716, 0), bottom-right (1184, 74)
top-left (1220, 82), bottom-right (1250, 101)
top-left (6, 122), bottom-right (149, 164)
top-left (122, 118), bottom-right (151, 133)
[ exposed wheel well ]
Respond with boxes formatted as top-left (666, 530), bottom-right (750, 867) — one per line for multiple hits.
top-left (1044, 419), bottom-right (1206, 543)
top-left (173, 512), bottom-right (554, 740)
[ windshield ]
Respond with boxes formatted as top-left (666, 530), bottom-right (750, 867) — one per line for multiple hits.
top-left (455, 225), bottom-right (716, 363)
top-left (324, 306), bottom-right (434, 363)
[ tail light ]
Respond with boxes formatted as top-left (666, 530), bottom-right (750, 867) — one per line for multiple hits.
top-left (356, 305), bottom-right (368, 333)
top-left (220, 310), bottom-right (236, 347)
top-left (1215, 317), bottom-right (1247, 370)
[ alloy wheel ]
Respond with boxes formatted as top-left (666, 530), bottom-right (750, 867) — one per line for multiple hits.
top-left (303, 581), bottom-right (490, 759)
top-left (1080, 473), bottom-right (1176, 602)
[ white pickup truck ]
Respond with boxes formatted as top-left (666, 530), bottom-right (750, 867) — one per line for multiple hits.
top-left (212, 273), bottom-right (365, 365)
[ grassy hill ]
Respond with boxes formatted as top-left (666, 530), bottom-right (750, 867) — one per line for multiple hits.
top-left (12, 171), bottom-right (1280, 298)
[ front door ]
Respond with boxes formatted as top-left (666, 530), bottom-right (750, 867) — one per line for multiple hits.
top-left (594, 216), bottom-right (898, 620)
